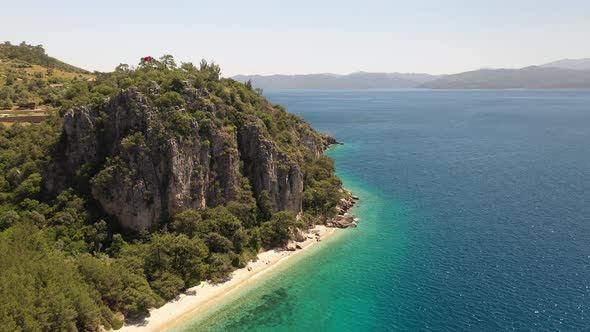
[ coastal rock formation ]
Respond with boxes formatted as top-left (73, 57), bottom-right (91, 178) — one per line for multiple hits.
top-left (327, 190), bottom-right (358, 228)
top-left (238, 121), bottom-right (303, 212)
top-left (329, 215), bottom-right (357, 228)
top-left (46, 86), bottom-right (333, 231)
top-left (320, 133), bottom-right (340, 148)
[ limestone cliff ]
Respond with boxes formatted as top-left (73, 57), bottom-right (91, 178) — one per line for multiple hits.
top-left (46, 84), bottom-right (335, 231)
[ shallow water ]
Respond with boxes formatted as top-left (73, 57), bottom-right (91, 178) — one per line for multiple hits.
top-left (179, 89), bottom-right (590, 331)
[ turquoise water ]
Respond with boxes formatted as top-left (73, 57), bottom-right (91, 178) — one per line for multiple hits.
top-left (180, 90), bottom-right (590, 331)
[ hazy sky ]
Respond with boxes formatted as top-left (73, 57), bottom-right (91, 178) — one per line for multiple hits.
top-left (2, 0), bottom-right (590, 76)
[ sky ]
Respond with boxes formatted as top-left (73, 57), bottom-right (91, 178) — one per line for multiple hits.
top-left (2, 0), bottom-right (590, 76)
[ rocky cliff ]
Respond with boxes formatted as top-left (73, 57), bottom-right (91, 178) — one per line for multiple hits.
top-left (46, 82), bottom-right (335, 231)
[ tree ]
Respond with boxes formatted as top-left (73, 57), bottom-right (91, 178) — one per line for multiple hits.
top-left (259, 211), bottom-right (296, 248)
top-left (115, 63), bottom-right (130, 72)
top-left (0, 210), bottom-right (19, 231)
top-left (149, 271), bottom-right (184, 300)
top-left (180, 62), bottom-right (197, 73)
top-left (85, 220), bottom-right (108, 253)
top-left (173, 209), bottom-right (201, 237)
top-left (157, 91), bottom-right (185, 109)
top-left (206, 232), bottom-right (233, 253)
top-left (5, 73), bottom-right (15, 86)
top-left (109, 234), bottom-right (126, 257)
top-left (257, 190), bottom-right (274, 221)
top-left (226, 200), bottom-right (257, 228)
top-left (159, 54), bottom-right (177, 70)
top-left (199, 59), bottom-right (221, 80)
top-left (0, 98), bottom-right (12, 109)
top-left (199, 206), bottom-right (243, 238)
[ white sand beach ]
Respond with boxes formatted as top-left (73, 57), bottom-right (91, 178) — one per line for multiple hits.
top-left (119, 225), bottom-right (341, 332)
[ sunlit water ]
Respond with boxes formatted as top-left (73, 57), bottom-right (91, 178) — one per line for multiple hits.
top-left (179, 89), bottom-right (590, 331)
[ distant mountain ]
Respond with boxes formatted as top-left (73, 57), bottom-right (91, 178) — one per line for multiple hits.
top-left (541, 58), bottom-right (590, 71)
top-left (232, 72), bottom-right (440, 90)
top-left (419, 66), bottom-right (590, 89)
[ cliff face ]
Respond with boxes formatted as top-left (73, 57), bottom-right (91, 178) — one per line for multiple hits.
top-left (238, 122), bottom-right (303, 212)
top-left (47, 85), bottom-right (333, 231)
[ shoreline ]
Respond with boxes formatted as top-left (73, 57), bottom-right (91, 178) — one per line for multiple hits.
top-left (119, 224), bottom-right (346, 332)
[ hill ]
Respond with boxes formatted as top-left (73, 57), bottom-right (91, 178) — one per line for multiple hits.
top-left (419, 66), bottom-right (590, 89)
top-left (0, 42), bottom-right (94, 112)
top-left (541, 58), bottom-right (590, 71)
top-left (233, 72), bottom-right (440, 90)
top-left (0, 54), bottom-right (349, 331)
top-left (0, 42), bottom-right (89, 74)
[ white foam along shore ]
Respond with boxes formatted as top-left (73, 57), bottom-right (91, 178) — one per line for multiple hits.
top-left (118, 225), bottom-right (343, 332)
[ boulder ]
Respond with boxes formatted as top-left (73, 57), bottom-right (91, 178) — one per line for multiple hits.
top-left (292, 228), bottom-right (307, 242)
top-left (330, 215), bottom-right (357, 228)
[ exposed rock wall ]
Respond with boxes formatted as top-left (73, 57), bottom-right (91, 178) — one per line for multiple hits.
top-left (238, 121), bottom-right (303, 212)
top-left (47, 87), bottom-right (331, 231)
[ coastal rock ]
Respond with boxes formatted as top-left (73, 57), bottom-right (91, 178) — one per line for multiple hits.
top-left (320, 133), bottom-right (341, 149)
top-left (325, 189), bottom-right (359, 228)
top-left (330, 215), bottom-right (357, 228)
top-left (45, 88), bottom-right (336, 231)
top-left (339, 198), bottom-right (354, 210)
top-left (292, 228), bottom-right (307, 242)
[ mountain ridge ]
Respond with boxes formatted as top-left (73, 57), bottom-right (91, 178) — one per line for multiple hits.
top-left (233, 72), bottom-right (441, 90)
top-left (541, 58), bottom-right (590, 71)
top-left (419, 66), bottom-right (590, 89)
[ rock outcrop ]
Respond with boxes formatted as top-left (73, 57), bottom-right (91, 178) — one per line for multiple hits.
top-left (46, 86), bottom-right (333, 231)
top-left (326, 189), bottom-right (359, 228)
top-left (238, 122), bottom-right (303, 212)
top-left (320, 133), bottom-right (340, 148)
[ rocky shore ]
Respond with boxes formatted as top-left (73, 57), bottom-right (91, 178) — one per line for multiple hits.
top-left (286, 189), bottom-right (359, 251)
top-left (328, 189), bottom-right (360, 228)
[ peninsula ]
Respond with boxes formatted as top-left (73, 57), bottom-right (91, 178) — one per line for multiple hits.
top-left (0, 43), bottom-right (357, 331)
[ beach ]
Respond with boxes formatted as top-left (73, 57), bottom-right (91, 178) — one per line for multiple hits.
top-left (119, 225), bottom-right (343, 332)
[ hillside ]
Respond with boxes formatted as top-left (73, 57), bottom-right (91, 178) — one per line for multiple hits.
top-left (419, 66), bottom-right (590, 89)
top-left (0, 42), bottom-right (94, 113)
top-left (233, 72), bottom-right (440, 90)
top-left (0, 55), bottom-right (348, 330)
top-left (541, 58), bottom-right (590, 71)
top-left (0, 42), bottom-right (89, 74)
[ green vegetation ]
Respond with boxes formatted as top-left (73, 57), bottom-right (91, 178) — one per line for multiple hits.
top-left (0, 42), bottom-right (94, 110)
top-left (0, 47), bottom-right (343, 330)
top-left (303, 155), bottom-right (343, 216)
top-left (0, 42), bottom-right (89, 74)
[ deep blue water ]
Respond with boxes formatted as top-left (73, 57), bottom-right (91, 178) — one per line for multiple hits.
top-left (182, 89), bottom-right (590, 331)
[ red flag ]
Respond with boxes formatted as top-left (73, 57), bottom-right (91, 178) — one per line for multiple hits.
top-left (143, 56), bottom-right (152, 62)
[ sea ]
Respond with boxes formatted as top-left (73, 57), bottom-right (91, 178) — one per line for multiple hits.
top-left (178, 89), bottom-right (590, 331)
